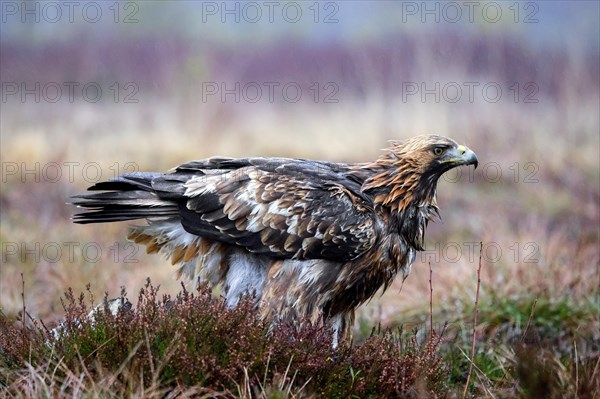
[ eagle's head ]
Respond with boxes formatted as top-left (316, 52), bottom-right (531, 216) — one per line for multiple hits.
top-left (361, 135), bottom-right (478, 213)
top-left (388, 134), bottom-right (478, 176)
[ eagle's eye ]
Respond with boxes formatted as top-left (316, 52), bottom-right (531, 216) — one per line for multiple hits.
top-left (433, 146), bottom-right (445, 156)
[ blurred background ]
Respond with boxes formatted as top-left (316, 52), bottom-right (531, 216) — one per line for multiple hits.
top-left (1, 0), bottom-right (598, 369)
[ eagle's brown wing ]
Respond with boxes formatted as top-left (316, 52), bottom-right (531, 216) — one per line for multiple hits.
top-left (74, 157), bottom-right (378, 262)
top-left (174, 160), bottom-right (378, 261)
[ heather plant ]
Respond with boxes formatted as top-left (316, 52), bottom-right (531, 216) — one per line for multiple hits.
top-left (0, 280), bottom-right (450, 398)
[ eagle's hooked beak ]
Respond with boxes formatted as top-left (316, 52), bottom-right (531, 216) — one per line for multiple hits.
top-left (443, 145), bottom-right (479, 169)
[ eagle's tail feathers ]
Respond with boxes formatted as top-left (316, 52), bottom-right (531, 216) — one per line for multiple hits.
top-left (72, 172), bottom-right (179, 224)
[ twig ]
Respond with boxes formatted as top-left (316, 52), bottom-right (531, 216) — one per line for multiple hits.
top-left (463, 241), bottom-right (483, 399)
top-left (457, 346), bottom-right (496, 399)
top-left (574, 340), bottom-right (579, 392)
top-left (429, 262), bottom-right (433, 343)
top-left (519, 298), bottom-right (538, 344)
top-left (589, 355), bottom-right (600, 387)
top-left (21, 273), bottom-right (27, 359)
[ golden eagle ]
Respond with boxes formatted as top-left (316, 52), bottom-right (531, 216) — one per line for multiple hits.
top-left (73, 135), bottom-right (478, 344)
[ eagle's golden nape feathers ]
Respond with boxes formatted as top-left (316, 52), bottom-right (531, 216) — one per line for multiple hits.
top-left (72, 135), bottom-right (478, 346)
top-left (360, 135), bottom-right (478, 213)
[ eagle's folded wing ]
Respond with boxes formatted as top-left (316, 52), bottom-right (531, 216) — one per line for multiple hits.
top-left (176, 165), bottom-right (377, 261)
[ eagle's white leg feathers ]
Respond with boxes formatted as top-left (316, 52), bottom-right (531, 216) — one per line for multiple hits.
top-left (224, 249), bottom-right (268, 307)
top-left (330, 314), bottom-right (343, 348)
